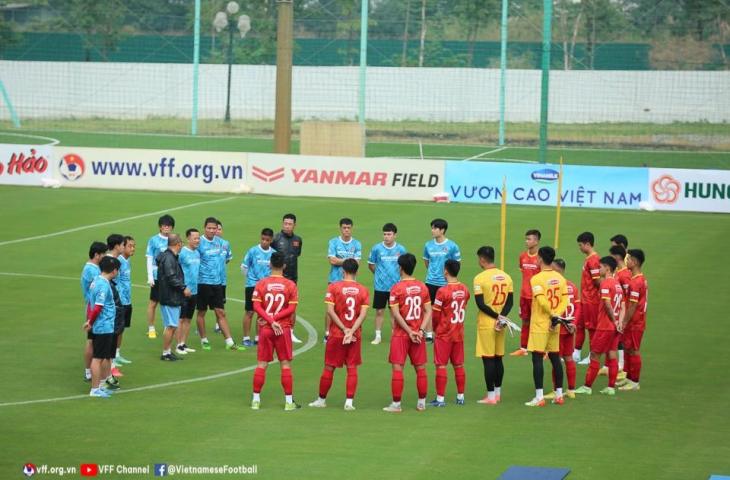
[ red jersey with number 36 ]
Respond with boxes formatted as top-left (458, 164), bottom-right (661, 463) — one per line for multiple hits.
top-left (252, 275), bottom-right (299, 329)
top-left (596, 277), bottom-right (623, 331)
top-left (324, 280), bottom-right (369, 339)
top-left (432, 282), bottom-right (470, 342)
top-left (561, 280), bottom-right (581, 335)
top-left (581, 253), bottom-right (601, 305)
top-left (389, 278), bottom-right (431, 338)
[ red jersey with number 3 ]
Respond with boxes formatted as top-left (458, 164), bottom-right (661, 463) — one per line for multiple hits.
top-left (519, 251), bottom-right (540, 300)
top-left (627, 273), bottom-right (648, 331)
top-left (252, 275), bottom-right (299, 328)
top-left (324, 280), bottom-right (369, 339)
top-left (561, 280), bottom-right (581, 335)
top-left (389, 278), bottom-right (431, 338)
top-left (615, 267), bottom-right (632, 306)
top-left (581, 253), bottom-right (601, 305)
top-left (596, 277), bottom-right (623, 331)
top-left (432, 282), bottom-right (470, 342)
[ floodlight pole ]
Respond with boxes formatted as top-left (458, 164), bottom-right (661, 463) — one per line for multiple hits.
top-left (192, 0), bottom-right (201, 135)
top-left (274, 0), bottom-right (293, 154)
top-left (224, 16), bottom-right (235, 123)
top-left (498, 0), bottom-right (508, 146)
top-left (538, 0), bottom-right (553, 164)
top-left (358, 0), bottom-right (368, 126)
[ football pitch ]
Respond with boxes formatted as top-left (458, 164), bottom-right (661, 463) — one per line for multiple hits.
top-left (1, 178), bottom-right (730, 479)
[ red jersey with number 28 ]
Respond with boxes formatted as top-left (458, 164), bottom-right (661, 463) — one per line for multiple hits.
top-left (252, 275), bottom-right (299, 329)
top-left (596, 277), bottom-right (623, 331)
top-left (432, 282), bottom-right (471, 342)
top-left (389, 278), bottom-right (431, 338)
top-left (615, 267), bottom-right (632, 306)
top-left (324, 280), bottom-right (370, 339)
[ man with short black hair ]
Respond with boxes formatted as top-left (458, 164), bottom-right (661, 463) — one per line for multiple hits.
top-left (81, 241), bottom-right (107, 382)
top-left (324, 218), bottom-right (361, 343)
top-left (618, 249), bottom-right (648, 392)
top-left (574, 231), bottom-right (601, 365)
top-left (115, 236), bottom-right (135, 366)
top-left (177, 228), bottom-right (200, 356)
top-left (511, 229), bottom-right (541, 357)
top-left (241, 228), bottom-right (275, 347)
top-left (145, 214), bottom-right (175, 339)
top-left (272, 213), bottom-right (304, 344)
top-left (423, 218), bottom-right (461, 343)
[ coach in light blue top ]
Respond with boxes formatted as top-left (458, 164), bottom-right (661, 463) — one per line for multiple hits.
top-left (117, 255), bottom-right (132, 306)
top-left (242, 244), bottom-right (275, 287)
top-left (327, 218), bottom-right (362, 283)
top-left (89, 275), bottom-right (116, 334)
top-left (179, 245), bottom-right (201, 295)
top-left (369, 240), bottom-right (407, 292)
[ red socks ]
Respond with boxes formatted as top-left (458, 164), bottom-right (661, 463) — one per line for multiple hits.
top-left (416, 368), bottom-right (428, 399)
top-left (435, 368), bottom-right (448, 397)
top-left (280, 368), bottom-right (293, 395)
top-left (318, 368), bottom-right (334, 399)
top-left (520, 321), bottom-right (530, 349)
top-left (629, 353), bottom-right (642, 382)
top-left (454, 365), bottom-right (466, 395)
top-left (607, 358), bottom-right (618, 387)
top-left (253, 367), bottom-right (266, 393)
top-left (585, 359), bottom-right (600, 387)
top-left (575, 328), bottom-right (585, 350)
top-left (391, 370), bottom-right (404, 402)
top-left (346, 367), bottom-right (358, 399)
top-left (565, 360), bottom-right (577, 390)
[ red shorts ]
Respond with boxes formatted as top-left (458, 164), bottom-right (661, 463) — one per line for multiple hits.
top-left (257, 326), bottom-right (293, 362)
top-left (578, 302), bottom-right (599, 330)
top-left (591, 330), bottom-right (620, 354)
top-left (519, 297), bottom-right (532, 321)
top-left (559, 333), bottom-right (574, 357)
top-left (622, 329), bottom-right (644, 351)
top-left (389, 335), bottom-right (427, 366)
top-left (324, 336), bottom-right (362, 368)
top-left (433, 338), bottom-right (464, 366)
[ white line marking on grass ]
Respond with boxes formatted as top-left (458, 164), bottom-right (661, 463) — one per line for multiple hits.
top-left (0, 273), bottom-right (317, 408)
top-left (0, 131), bottom-right (61, 146)
top-left (462, 146), bottom-right (507, 161)
top-left (0, 196), bottom-right (237, 247)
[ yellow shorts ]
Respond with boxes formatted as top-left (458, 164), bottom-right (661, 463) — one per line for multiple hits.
top-left (475, 325), bottom-right (505, 357)
top-left (527, 330), bottom-right (559, 353)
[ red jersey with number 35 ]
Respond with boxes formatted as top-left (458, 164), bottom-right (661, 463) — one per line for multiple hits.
top-left (627, 273), bottom-right (648, 331)
top-left (519, 251), bottom-right (540, 300)
top-left (432, 282), bottom-right (470, 342)
top-left (252, 275), bottom-right (299, 329)
top-left (561, 280), bottom-right (581, 335)
top-left (324, 280), bottom-right (369, 339)
top-left (389, 278), bottom-right (431, 338)
top-left (581, 253), bottom-right (601, 305)
top-left (596, 277), bottom-right (623, 331)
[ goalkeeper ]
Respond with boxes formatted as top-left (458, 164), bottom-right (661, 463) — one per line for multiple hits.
top-left (524, 246), bottom-right (569, 407)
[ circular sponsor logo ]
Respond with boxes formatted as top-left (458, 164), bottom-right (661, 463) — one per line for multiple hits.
top-left (651, 174), bottom-right (681, 204)
top-left (23, 464), bottom-right (36, 477)
top-left (58, 153), bottom-right (86, 181)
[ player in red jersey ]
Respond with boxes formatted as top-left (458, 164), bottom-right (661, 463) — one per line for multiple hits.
top-left (383, 253), bottom-right (432, 413)
top-left (544, 258), bottom-right (581, 400)
top-left (609, 244), bottom-right (632, 376)
top-left (618, 249), bottom-right (647, 391)
top-left (429, 260), bottom-right (470, 407)
top-left (308, 259), bottom-right (369, 411)
top-left (574, 231), bottom-right (601, 364)
top-left (575, 256), bottom-right (625, 396)
top-left (249, 252), bottom-right (300, 411)
top-left (510, 229), bottom-right (541, 356)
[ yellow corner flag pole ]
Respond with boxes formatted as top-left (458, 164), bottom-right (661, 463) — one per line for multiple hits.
top-left (500, 176), bottom-right (507, 270)
top-left (555, 156), bottom-right (564, 250)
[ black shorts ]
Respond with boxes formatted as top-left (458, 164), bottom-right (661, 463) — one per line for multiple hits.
top-left (149, 283), bottom-right (160, 302)
top-left (222, 285), bottom-right (227, 304)
top-left (373, 290), bottom-right (390, 310)
top-left (87, 331), bottom-right (94, 340)
top-left (123, 305), bottom-right (132, 328)
top-left (426, 283), bottom-right (441, 303)
top-left (197, 284), bottom-right (225, 311)
top-left (245, 286), bottom-right (255, 312)
top-left (92, 333), bottom-right (116, 359)
top-left (181, 295), bottom-right (197, 319)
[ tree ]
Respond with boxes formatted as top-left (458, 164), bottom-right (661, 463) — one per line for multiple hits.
top-left (0, 16), bottom-right (20, 55)
top-left (453, 0), bottom-right (498, 67)
top-left (555, 0), bottom-right (583, 70)
top-left (68, 0), bottom-right (124, 61)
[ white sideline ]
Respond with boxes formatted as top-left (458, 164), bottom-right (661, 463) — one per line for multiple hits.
top-left (0, 132), bottom-right (60, 146)
top-left (0, 272), bottom-right (317, 407)
top-left (462, 146), bottom-right (507, 161)
top-left (0, 196), bottom-right (237, 247)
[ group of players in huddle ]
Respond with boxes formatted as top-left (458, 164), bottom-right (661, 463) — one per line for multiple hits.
top-left (79, 213), bottom-right (648, 411)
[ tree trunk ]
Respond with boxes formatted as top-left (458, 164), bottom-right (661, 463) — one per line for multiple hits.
top-left (569, 11), bottom-right (583, 70)
top-left (401, 0), bottom-right (411, 66)
top-left (418, 0), bottom-right (427, 67)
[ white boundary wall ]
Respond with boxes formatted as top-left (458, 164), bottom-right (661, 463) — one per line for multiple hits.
top-left (1, 61), bottom-right (729, 123)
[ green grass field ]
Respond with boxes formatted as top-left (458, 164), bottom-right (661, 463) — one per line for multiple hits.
top-left (1, 185), bottom-right (730, 479)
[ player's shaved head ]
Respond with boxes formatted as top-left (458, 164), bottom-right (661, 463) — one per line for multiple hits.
top-left (270, 251), bottom-right (285, 269)
top-left (600, 255), bottom-right (617, 272)
top-left (100, 255), bottom-right (120, 273)
top-left (398, 253), bottom-right (417, 276)
top-left (445, 259), bottom-right (461, 277)
top-left (476, 246), bottom-right (495, 263)
top-left (553, 258), bottom-right (566, 272)
top-left (342, 258), bottom-right (359, 274)
top-left (609, 245), bottom-right (626, 259)
top-left (627, 248), bottom-right (645, 266)
top-left (538, 246), bottom-right (556, 265)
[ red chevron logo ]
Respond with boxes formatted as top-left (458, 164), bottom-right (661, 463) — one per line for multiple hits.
top-left (252, 165), bottom-right (285, 183)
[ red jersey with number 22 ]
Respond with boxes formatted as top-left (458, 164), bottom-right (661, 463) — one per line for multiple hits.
top-left (389, 279), bottom-right (431, 338)
top-left (596, 277), bottom-right (623, 331)
top-left (433, 282), bottom-right (470, 342)
top-left (252, 275), bottom-right (299, 329)
top-left (324, 280), bottom-right (370, 339)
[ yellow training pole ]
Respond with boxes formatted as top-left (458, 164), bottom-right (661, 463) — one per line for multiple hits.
top-left (555, 156), bottom-right (564, 249)
top-left (500, 176), bottom-right (507, 270)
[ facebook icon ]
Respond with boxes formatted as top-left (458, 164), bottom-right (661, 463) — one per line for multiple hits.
top-left (154, 464), bottom-right (167, 477)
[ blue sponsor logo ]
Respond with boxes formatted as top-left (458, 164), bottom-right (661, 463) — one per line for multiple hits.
top-left (531, 168), bottom-right (559, 183)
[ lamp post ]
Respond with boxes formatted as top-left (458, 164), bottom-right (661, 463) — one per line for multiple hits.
top-left (213, 1), bottom-right (251, 123)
